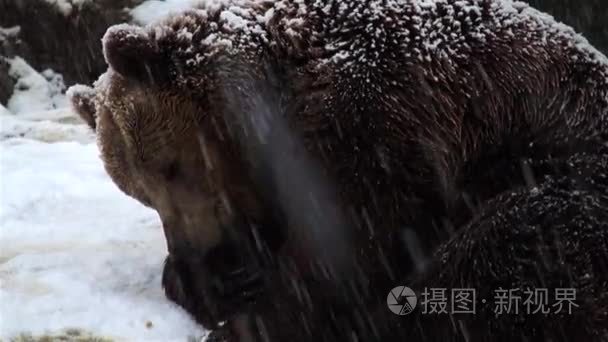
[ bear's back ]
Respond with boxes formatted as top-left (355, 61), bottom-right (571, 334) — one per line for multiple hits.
top-left (266, 0), bottom-right (608, 230)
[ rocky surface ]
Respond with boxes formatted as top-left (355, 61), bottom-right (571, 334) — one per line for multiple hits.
top-left (0, 56), bottom-right (14, 105)
top-left (0, 0), bottom-right (143, 93)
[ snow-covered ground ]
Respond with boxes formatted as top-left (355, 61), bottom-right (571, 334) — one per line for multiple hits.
top-left (131, 0), bottom-right (203, 25)
top-left (0, 59), bottom-right (207, 341)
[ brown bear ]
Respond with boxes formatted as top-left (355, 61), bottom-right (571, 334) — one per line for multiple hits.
top-left (69, 0), bottom-right (608, 341)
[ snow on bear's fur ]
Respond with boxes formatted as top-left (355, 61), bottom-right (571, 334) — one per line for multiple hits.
top-left (69, 0), bottom-right (608, 341)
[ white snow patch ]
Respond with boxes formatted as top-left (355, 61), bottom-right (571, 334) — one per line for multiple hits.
top-left (0, 112), bottom-right (93, 143)
top-left (6, 57), bottom-right (68, 115)
top-left (65, 84), bottom-right (96, 104)
top-left (0, 103), bottom-right (12, 116)
top-left (44, 0), bottom-right (89, 16)
top-left (0, 140), bottom-right (206, 341)
top-left (0, 26), bottom-right (20, 41)
top-left (131, 0), bottom-right (204, 25)
top-left (220, 10), bottom-right (247, 30)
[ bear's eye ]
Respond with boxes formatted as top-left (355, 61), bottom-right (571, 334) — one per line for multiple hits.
top-left (162, 161), bottom-right (181, 181)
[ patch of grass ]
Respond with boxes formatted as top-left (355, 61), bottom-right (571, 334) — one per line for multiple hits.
top-left (9, 329), bottom-right (113, 342)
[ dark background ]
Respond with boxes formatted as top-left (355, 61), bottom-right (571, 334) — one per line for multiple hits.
top-left (1, 0), bottom-right (607, 105)
top-left (528, 0), bottom-right (608, 53)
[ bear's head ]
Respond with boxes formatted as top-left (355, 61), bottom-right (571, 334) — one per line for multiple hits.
top-left (68, 20), bottom-right (267, 256)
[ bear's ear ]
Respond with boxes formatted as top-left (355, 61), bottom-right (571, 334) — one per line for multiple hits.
top-left (102, 24), bottom-right (167, 85)
top-left (67, 84), bottom-right (97, 131)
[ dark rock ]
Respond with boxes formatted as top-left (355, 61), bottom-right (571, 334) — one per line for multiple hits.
top-left (0, 26), bottom-right (21, 105)
top-left (0, 55), bottom-right (15, 106)
top-left (0, 0), bottom-right (144, 89)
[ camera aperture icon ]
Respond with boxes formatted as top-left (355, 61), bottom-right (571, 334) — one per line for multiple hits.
top-left (387, 286), bottom-right (417, 315)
